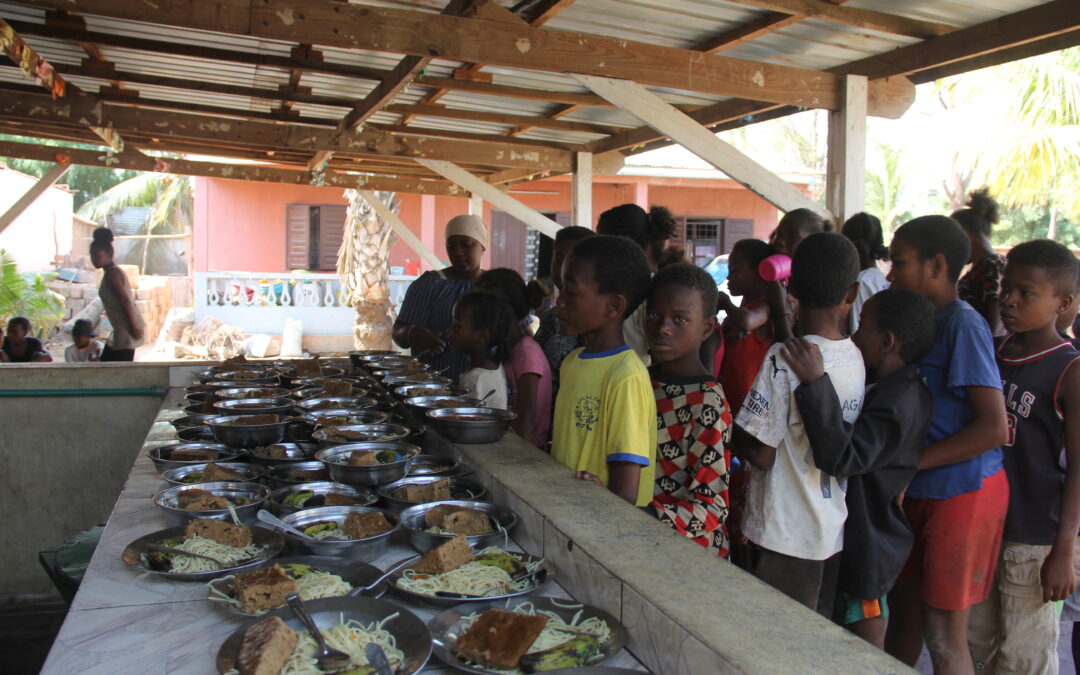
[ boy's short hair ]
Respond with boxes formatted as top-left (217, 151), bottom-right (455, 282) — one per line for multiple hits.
top-left (778, 207), bottom-right (828, 235)
top-left (72, 319), bottom-right (96, 338)
top-left (893, 216), bottom-right (971, 282)
top-left (569, 234), bottom-right (651, 319)
top-left (1006, 239), bottom-right (1080, 296)
top-left (554, 225), bottom-right (594, 247)
top-left (476, 268), bottom-right (531, 320)
top-left (789, 232), bottom-right (859, 308)
top-left (649, 262), bottom-right (718, 317)
top-left (454, 290), bottom-right (514, 364)
top-left (7, 316), bottom-right (30, 332)
top-left (730, 238), bottom-right (773, 270)
top-left (868, 289), bottom-right (937, 364)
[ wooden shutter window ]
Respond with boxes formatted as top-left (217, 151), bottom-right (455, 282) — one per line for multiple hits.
top-left (318, 205), bottom-right (347, 271)
top-left (285, 204), bottom-right (310, 270)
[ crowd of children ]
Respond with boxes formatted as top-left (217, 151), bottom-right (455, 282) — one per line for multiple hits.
top-left (431, 193), bottom-right (1080, 674)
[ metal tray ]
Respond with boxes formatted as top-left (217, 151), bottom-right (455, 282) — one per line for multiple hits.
top-left (121, 525), bottom-right (284, 582)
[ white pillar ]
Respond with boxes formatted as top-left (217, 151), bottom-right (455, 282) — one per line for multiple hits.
top-left (826, 74), bottom-right (868, 225)
top-left (572, 151), bottom-right (592, 229)
top-left (468, 193), bottom-right (483, 218)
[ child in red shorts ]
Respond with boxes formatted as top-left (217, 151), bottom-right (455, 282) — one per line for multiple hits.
top-left (882, 216), bottom-right (1010, 674)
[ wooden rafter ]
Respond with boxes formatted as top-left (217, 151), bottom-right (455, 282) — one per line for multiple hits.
top-left (721, 0), bottom-right (955, 39)
top-left (517, 0), bottom-right (579, 25)
top-left (0, 91), bottom-right (577, 172)
top-left (413, 76), bottom-right (613, 107)
top-left (386, 103), bottom-right (619, 136)
top-left (0, 158), bottom-right (71, 234)
top-left (693, 0), bottom-right (854, 54)
top-left (12, 0), bottom-right (910, 114)
top-left (0, 139), bottom-right (463, 196)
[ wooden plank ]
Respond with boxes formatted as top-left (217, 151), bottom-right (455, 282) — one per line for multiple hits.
top-left (572, 151), bottom-right (592, 230)
top-left (0, 139), bottom-right (462, 195)
top-left (721, 0), bottom-right (955, 38)
top-left (358, 190), bottom-right (443, 270)
top-left (825, 75), bottom-right (867, 225)
top-left (695, 12), bottom-right (805, 53)
top-left (418, 158), bottom-right (563, 238)
top-left (0, 92), bottom-right (575, 171)
top-left (368, 123), bottom-right (585, 151)
top-left (412, 76), bottom-right (613, 107)
top-left (6, 19), bottom-right (387, 83)
top-left (385, 103), bottom-right (620, 135)
top-left (15, 0), bottom-right (906, 112)
top-left (485, 167), bottom-right (550, 186)
top-left (574, 74), bottom-right (827, 216)
top-left (0, 159), bottom-right (70, 233)
top-left (834, 0), bottom-right (1080, 81)
top-left (910, 28), bottom-right (1080, 85)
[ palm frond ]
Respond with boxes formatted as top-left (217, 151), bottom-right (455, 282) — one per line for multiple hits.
top-left (77, 172), bottom-right (166, 223)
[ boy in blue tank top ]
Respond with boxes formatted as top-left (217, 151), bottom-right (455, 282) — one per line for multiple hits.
top-left (968, 240), bottom-right (1080, 674)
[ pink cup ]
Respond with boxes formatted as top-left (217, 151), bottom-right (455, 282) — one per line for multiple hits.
top-left (758, 254), bottom-right (792, 282)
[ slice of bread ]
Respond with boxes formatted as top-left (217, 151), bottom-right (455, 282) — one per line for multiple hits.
top-left (453, 608), bottom-right (548, 670)
top-left (184, 519), bottom-right (252, 548)
top-left (324, 492), bottom-right (362, 506)
top-left (411, 533), bottom-right (474, 575)
top-left (423, 504), bottom-right (461, 528)
top-left (342, 511), bottom-right (392, 539)
top-left (170, 447), bottom-right (216, 462)
top-left (182, 494), bottom-right (231, 511)
top-left (395, 478), bottom-right (452, 504)
top-left (202, 463), bottom-right (247, 482)
top-left (236, 615), bottom-right (297, 675)
top-left (442, 509), bottom-right (494, 535)
top-left (348, 450), bottom-right (379, 466)
top-left (233, 565), bottom-right (298, 613)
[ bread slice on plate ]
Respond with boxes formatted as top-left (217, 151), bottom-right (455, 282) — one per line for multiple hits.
top-left (453, 608), bottom-right (548, 670)
top-left (233, 565), bottom-right (298, 613)
top-left (412, 533), bottom-right (474, 575)
top-left (343, 511), bottom-right (393, 539)
top-left (185, 519), bottom-right (252, 548)
top-left (202, 462), bottom-right (247, 482)
top-left (442, 509), bottom-right (494, 535)
top-left (236, 615), bottom-right (298, 675)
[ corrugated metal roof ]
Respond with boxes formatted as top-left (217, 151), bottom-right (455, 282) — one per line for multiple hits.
top-left (0, 0), bottom-right (1063, 181)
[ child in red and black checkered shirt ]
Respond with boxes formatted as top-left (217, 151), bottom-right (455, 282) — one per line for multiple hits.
top-left (644, 263), bottom-right (732, 558)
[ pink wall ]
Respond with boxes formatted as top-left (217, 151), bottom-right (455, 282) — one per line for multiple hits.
top-left (193, 175), bottom-right (788, 274)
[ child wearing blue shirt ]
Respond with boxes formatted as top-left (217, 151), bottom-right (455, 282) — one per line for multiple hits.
top-left (882, 216), bottom-right (1010, 673)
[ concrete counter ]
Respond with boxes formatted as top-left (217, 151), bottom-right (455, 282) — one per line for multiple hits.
top-left (447, 431), bottom-right (914, 674)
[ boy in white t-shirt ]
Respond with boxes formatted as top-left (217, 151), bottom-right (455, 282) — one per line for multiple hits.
top-left (65, 319), bottom-right (103, 362)
top-left (733, 232), bottom-right (866, 616)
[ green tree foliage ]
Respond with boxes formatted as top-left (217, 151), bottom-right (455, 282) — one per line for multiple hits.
top-left (0, 249), bottom-right (64, 336)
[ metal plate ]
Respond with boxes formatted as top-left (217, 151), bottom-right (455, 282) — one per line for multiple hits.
top-left (121, 526), bottom-right (284, 582)
top-left (206, 555), bottom-right (387, 616)
top-left (215, 596), bottom-right (431, 674)
top-left (390, 551), bottom-right (554, 607)
top-left (428, 596), bottom-right (627, 674)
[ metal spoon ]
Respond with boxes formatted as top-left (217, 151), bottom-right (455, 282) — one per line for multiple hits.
top-left (256, 509), bottom-right (311, 539)
top-left (353, 556), bottom-right (416, 595)
top-left (285, 593), bottom-right (351, 672)
top-left (476, 389), bottom-right (497, 406)
top-left (364, 642), bottom-right (394, 675)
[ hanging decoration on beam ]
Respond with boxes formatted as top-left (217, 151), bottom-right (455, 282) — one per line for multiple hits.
top-left (0, 19), bottom-right (67, 99)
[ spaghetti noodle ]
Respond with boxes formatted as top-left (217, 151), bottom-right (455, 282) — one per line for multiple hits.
top-left (280, 614), bottom-right (405, 675)
top-left (168, 536), bottom-right (263, 574)
top-left (210, 567), bottom-right (354, 614)
top-left (395, 547), bottom-right (539, 598)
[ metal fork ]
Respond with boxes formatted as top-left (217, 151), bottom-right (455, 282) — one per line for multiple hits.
top-left (285, 593), bottom-right (351, 672)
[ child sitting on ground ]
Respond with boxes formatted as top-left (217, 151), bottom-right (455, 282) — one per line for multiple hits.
top-left (477, 268), bottom-right (553, 447)
top-left (65, 319), bottom-right (104, 362)
top-left (732, 232), bottom-right (865, 615)
top-left (644, 262), bottom-right (732, 557)
top-left (968, 239), bottom-right (1080, 674)
top-left (2, 316), bottom-right (52, 362)
top-left (447, 290), bottom-right (513, 410)
top-left (782, 288), bottom-right (936, 648)
top-left (881, 216), bottom-right (1009, 674)
top-left (551, 234), bottom-right (656, 505)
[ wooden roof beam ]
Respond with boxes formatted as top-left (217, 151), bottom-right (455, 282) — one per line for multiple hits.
top-left (694, 1), bottom-right (853, 53)
top-left (385, 102), bottom-right (619, 136)
top-left (0, 91), bottom-right (576, 171)
top-left (0, 139), bottom-right (464, 196)
top-left (5, 19), bottom-right (387, 83)
top-left (516, 0), bottom-right (580, 26)
top-left (412, 76), bottom-right (613, 108)
top-left (0, 158), bottom-right (71, 234)
top-left (721, 0), bottom-right (955, 39)
top-left (12, 0), bottom-right (911, 114)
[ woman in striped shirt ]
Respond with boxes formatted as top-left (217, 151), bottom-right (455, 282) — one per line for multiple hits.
top-left (392, 214), bottom-right (488, 382)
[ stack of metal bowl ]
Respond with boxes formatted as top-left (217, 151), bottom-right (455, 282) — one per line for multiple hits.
top-left (277, 505), bottom-right (399, 562)
top-left (205, 414), bottom-right (295, 448)
top-left (315, 441), bottom-right (420, 487)
top-left (425, 407), bottom-right (517, 444)
top-left (153, 481), bottom-right (270, 526)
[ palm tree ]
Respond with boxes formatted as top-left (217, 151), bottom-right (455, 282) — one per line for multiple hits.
top-left (338, 190), bottom-right (398, 350)
top-left (78, 172), bottom-right (192, 275)
top-left (0, 249), bottom-right (64, 336)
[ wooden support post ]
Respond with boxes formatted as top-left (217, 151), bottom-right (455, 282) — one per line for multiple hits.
top-left (826, 74), bottom-right (868, 225)
top-left (572, 151), bottom-right (592, 229)
top-left (0, 161), bottom-right (71, 234)
top-left (573, 74), bottom-right (829, 218)
top-left (468, 194), bottom-right (483, 217)
top-left (357, 190), bottom-right (443, 270)
top-left (417, 159), bottom-right (562, 238)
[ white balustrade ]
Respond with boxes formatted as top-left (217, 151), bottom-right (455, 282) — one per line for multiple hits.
top-left (195, 271), bottom-right (417, 336)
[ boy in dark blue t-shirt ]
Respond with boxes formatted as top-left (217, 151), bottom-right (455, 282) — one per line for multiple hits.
top-left (882, 216), bottom-right (1009, 673)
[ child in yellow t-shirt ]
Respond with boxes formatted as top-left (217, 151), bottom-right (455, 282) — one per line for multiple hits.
top-left (551, 235), bottom-right (656, 505)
